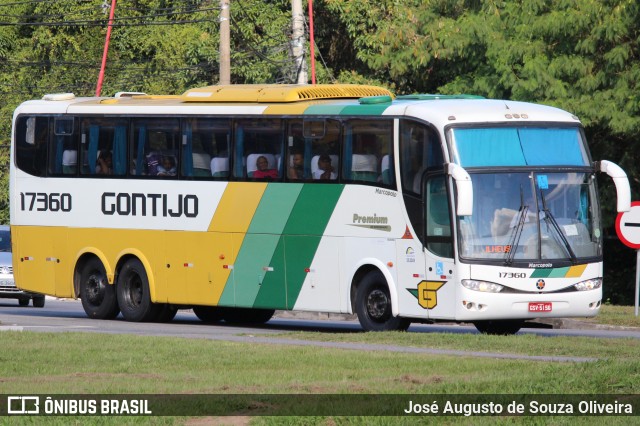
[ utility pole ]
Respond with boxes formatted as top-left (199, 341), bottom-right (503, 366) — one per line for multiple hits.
top-left (291, 0), bottom-right (307, 84)
top-left (219, 0), bottom-right (230, 85)
top-left (96, 0), bottom-right (117, 96)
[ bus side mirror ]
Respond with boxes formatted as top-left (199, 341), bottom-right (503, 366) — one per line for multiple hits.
top-left (447, 163), bottom-right (473, 216)
top-left (597, 160), bottom-right (630, 212)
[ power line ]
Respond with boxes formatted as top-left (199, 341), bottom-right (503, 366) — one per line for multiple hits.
top-left (0, 5), bottom-right (221, 27)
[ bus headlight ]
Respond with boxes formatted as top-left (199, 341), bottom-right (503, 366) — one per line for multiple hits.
top-left (574, 278), bottom-right (602, 291)
top-left (462, 279), bottom-right (504, 293)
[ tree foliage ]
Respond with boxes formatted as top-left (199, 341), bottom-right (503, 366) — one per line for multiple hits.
top-left (1, 0), bottom-right (639, 301)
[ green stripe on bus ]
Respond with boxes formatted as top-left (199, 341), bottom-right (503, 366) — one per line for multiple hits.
top-left (530, 269), bottom-right (552, 278)
top-left (339, 104), bottom-right (391, 115)
top-left (219, 184), bottom-right (302, 307)
top-left (303, 105), bottom-right (350, 115)
top-left (280, 184), bottom-right (344, 309)
top-left (254, 184), bottom-right (344, 309)
top-left (548, 267), bottom-right (570, 278)
top-left (282, 184), bottom-right (344, 236)
top-left (247, 184), bottom-right (303, 234)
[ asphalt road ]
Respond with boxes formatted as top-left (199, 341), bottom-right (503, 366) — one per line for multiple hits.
top-left (2, 298), bottom-right (640, 362)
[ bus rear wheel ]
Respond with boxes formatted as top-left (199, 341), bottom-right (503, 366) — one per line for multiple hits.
top-left (473, 320), bottom-right (524, 335)
top-left (116, 258), bottom-right (160, 322)
top-left (32, 295), bottom-right (45, 308)
top-left (355, 270), bottom-right (410, 332)
top-left (155, 304), bottom-right (178, 322)
top-left (80, 258), bottom-right (119, 319)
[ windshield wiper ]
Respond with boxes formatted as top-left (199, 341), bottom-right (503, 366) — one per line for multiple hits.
top-left (505, 186), bottom-right (528, 266)
top-left (539, 190), bottom-right (578, 264)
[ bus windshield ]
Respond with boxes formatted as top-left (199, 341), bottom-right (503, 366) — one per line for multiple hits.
top-left (451, 126), bottom-right (589, 167)
top-left (458, 171), bottom-right (601, 263)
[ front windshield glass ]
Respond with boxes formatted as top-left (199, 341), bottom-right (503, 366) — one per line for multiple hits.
top-left (458, 172), bottom-right (601, 263)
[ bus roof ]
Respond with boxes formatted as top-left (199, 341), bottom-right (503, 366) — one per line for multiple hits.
top-left (16, 84), bottom-right (581, 127)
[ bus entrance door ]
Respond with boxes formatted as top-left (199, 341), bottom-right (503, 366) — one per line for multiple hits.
top-left (421, 255), bottom-right (456, 320)
top-left (395, 236), bottom-right (431, 319)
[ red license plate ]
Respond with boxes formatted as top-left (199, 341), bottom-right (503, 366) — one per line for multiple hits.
top-left (529, 302), bottom-right (552, 312)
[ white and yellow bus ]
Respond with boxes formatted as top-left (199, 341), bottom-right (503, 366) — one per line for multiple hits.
top-left (9, 84), bottom-right (631, 334)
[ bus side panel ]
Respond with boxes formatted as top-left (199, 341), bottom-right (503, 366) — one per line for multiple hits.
top-left (223, 233), bottom-right (284, 309)
top-left (162, 231), bottom-right (187, 304)
top-left (281, 184), bottom-right (344, 310)
top-left (394, 237), bottom-right (430, 320)
top-left (209, 182), bottom-right (269, 307)
top-left (163, 230), bottom-right (235, 307)
top-left (218, 183), bottom-right (300, 309)
top-left (290, 236), bottom-right (343, 312)
top-left (252, 235), bottom-right (287, 309)
top-left (12, 226), bottom-right (55, 296)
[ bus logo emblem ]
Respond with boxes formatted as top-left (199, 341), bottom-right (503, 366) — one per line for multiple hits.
top-left (407, 281), bottom-right (445, 309)
top-left (536, 279), bottom-right (546, 290)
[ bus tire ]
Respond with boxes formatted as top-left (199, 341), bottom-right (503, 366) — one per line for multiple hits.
top-left (355, 270), bottom-right (410, 332)
top-left (18, 298), bottom-right (29, 307)
top-left (473, 320), bottom-right (523, 335)
top-left (116, 258), bottom-right (160, 322)
top-left (155, 304), bottom-right (178, 322)
top-left (80, 258), bottom-right (119, 319)
top-left (246, 308), bottom-right (275, 324)
top-left (193, 306), bottom-right (224, 323)
top-left (222, 308), bottom-right (275, 324)
top-left (32, 295), bottom-right (45, 308)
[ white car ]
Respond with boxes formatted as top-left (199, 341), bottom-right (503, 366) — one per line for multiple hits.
top-left (0, 225), bottom-right (45, 307)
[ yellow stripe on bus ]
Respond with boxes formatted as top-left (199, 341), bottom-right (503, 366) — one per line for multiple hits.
top-left (207, 182), bottom-right (267, 304)
top-left (565, 264), bottom-right (588, 278)
top-left (208, 182), bottom-right (267, 232)
top-left (263, 104), bottom-right (311, 115)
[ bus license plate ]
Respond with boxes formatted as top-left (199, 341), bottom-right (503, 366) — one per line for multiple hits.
top-left (529, 302), bottom-right (552, 312)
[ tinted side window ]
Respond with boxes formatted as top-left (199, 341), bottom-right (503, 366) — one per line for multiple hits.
top-left (182, 118), bottom-right (230, 179)
top-left (287, 119), bottom-right (341, 182)
top-left (80, 118), bottom-right (129, 177)
top-left (342, 119), bottom-right (394, 187)
top-left (131, 118), bottom-right (180, 178)
top-left (49, 117), bottom-right (77, 176)
top-left (399, 120), bottom-right (443, 194)
top-left (233, 119), bottom-right (283, 180)
top-left (15, 116), bottom-right (48, 177)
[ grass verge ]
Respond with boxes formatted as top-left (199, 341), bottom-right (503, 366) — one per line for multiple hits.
top-left (0, 330), bottom-right (639, 425)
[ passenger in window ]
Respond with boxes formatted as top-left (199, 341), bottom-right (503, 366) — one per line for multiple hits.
top-left (313, 154), bottom-right (337, 180)
top-left (96, 150), bottom-right (112, 175)
top-left (253, 155), bottom-right (278, 179)
top-left (157, 156), bottom-right (177, 177)
top-left (288, 152), bottom-right (304, 179)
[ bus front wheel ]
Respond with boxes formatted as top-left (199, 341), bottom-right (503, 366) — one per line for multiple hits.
top-left (355, 271), bottom-right (410, 332)
top-left (116, 258), bottom-right (160, 322)
top-left (473, 320), bottom-right (524, 335)
top-left (79, 258), bottom-right (119, 319)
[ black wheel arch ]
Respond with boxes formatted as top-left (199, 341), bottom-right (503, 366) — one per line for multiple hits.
top-left (74, 252), bottom-right (112, 298)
